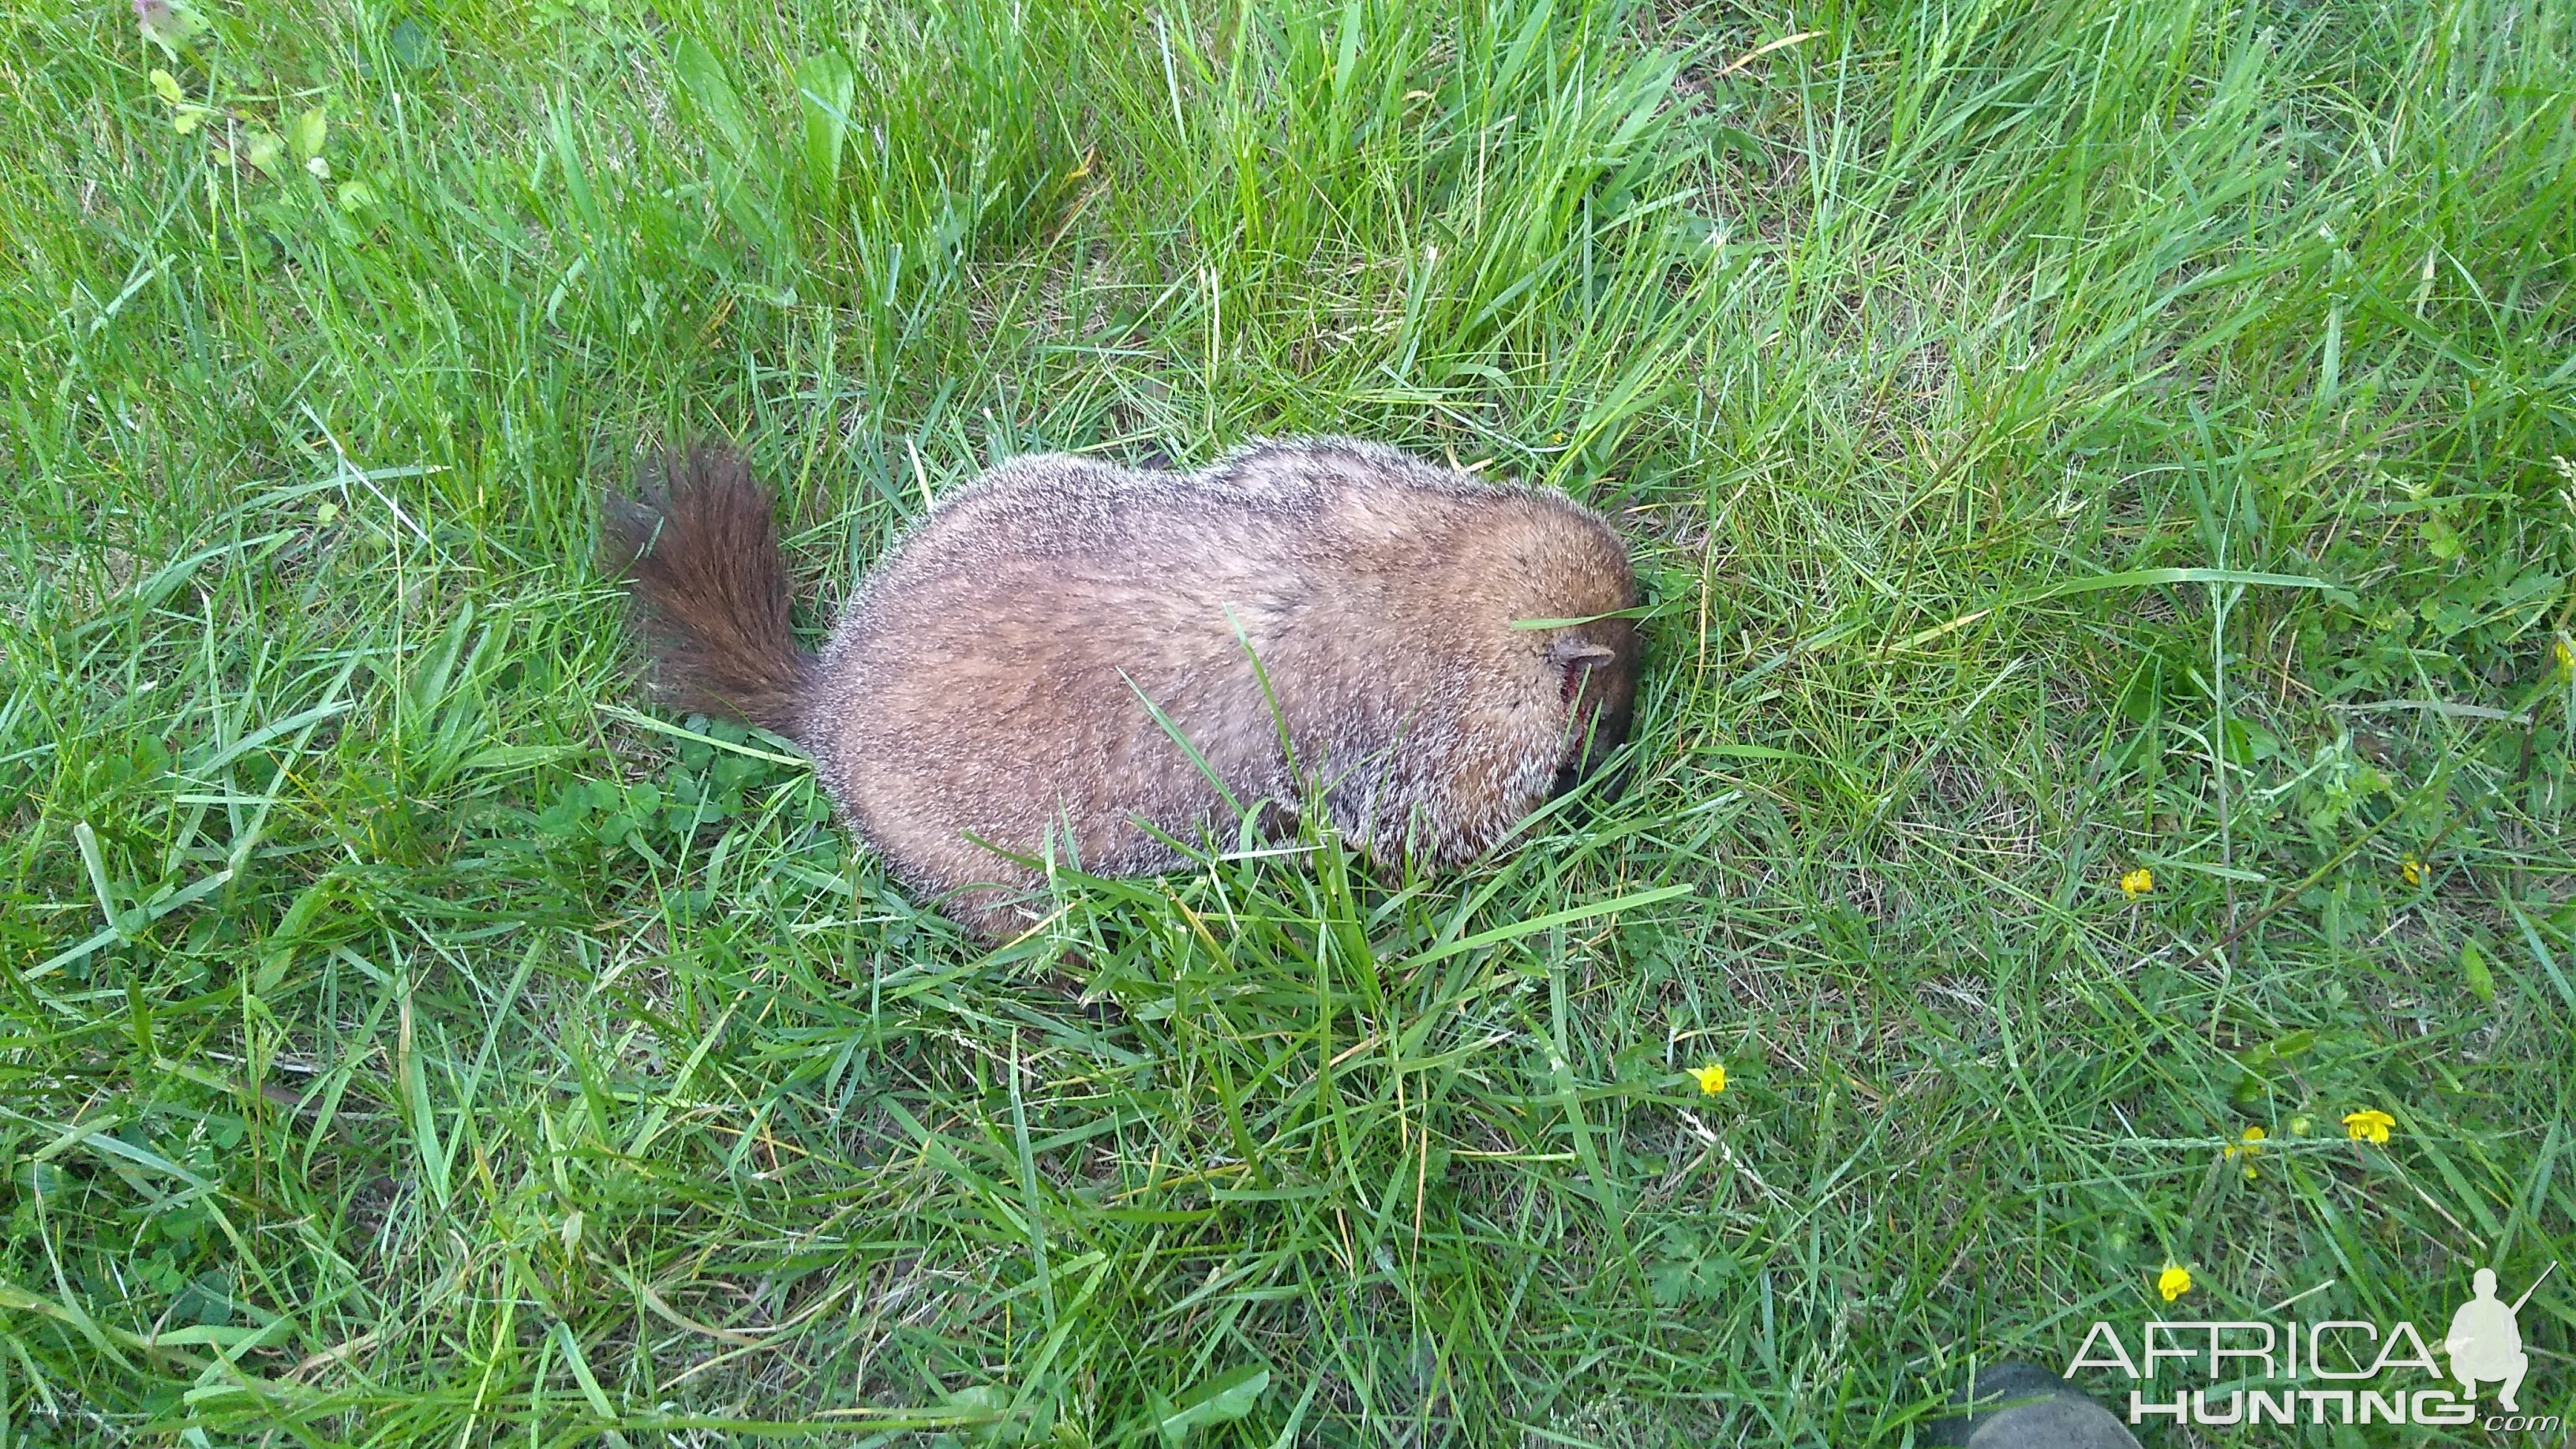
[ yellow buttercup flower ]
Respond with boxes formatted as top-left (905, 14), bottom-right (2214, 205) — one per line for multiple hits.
top-left (2342, 1109), bottom-right (2394, 1144)
top-left (2120, 867), bottom-right (2154, 899)
top-left (1692, 1063), bottom-right (1728, 1095)
top-left (2225, 1125), bottom-right (2266, 1178)
top-left (2555, 638), bottom-right (2574, 676)
top-left (2158, 1264), bottom-right (2192, 1301)
top-left (2400, 857), bottom-right (2425, 887)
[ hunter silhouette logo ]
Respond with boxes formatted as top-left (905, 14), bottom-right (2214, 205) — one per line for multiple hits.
top-left (2447, 1264), bottom-right (2551, 1412)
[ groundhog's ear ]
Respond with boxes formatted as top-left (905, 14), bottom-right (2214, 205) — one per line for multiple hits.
top-left (1548, 637), bottom-right (1617, 704)
top-left (1548, 638), bottom-right (1617, 669)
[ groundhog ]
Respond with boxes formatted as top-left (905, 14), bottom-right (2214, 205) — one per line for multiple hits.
top-left (603, 436), bottom-right (1638, 940)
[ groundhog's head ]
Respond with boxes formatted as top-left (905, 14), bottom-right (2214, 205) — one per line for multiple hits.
top-left (1547, 615), bottom-right (1639, 798)
top-left (1518, 496), bottom-right (1639, 800)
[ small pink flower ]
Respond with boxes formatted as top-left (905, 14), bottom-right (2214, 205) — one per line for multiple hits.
top-left (135, 0), bottom-right (205, 50)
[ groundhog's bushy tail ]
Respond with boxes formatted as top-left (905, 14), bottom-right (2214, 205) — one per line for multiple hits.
top-left (601, 443), bottom-right (813, 739)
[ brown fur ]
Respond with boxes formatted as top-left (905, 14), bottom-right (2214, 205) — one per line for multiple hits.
top-left (599, 445), bottom-right (810, 735)
top-left (607, 437), bottom-right (1638, 939)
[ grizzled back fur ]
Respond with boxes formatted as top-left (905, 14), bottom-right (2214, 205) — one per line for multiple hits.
top-left (608, 436), bottom-right (1638, 942)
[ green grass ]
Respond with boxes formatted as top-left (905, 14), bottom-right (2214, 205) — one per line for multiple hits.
top-left (3, 0), bottom-right (2573, 1442)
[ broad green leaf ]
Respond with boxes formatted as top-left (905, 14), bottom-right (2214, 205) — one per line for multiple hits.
top-left (1156, 1365), bottom-right (1269, 1445)
top-left (2462, 938), bottom-right (2495, 1002)
top-left (290, 105), bottom-right (327, 159)
top-left (671, 36), bottom-right (754, 158)
top-left (242, 129), bottom-right (285, 175)
top-left (794, 51), bottom-right (855, 192)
